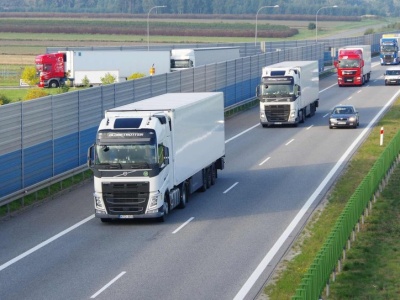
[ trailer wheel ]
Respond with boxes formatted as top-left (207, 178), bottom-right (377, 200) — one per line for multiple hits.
top-left (49, 80), bottom-right (59, 88)
top-left (210, 164), bottom-right (217, 186)
top-left (199, 169), bottom-right (208, 192)
top-left (206, 166), bottom-right (212, 188)
top-left (178, 183), bottom-right (187, 209)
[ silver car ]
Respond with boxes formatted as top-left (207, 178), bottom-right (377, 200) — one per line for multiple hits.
top-left (329, 105), bottom-right (359, 129)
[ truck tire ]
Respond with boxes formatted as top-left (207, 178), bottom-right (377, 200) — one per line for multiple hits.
top-left (158, 194), bottom-right (170, 222)
top-left (49, 80), bottom-right (59, 88)
top-left (210, 163), bottom-right (217, 186)
top-left (199, 169), bottom-right (208, 192)
top-left (206, 166), bottom-right (212, 188)
top-left (299, 109), bottom-right (305, 123)
top-left (178, 183), bottom-right (187, 209)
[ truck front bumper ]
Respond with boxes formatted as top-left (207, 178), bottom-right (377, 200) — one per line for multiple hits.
top-left (95, 208), bottom-right (164, 220)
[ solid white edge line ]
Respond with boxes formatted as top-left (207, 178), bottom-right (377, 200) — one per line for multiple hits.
top-left (259, 157), bottom-right (271, 166)
top-left (285, 139), bottom-right (294, 146)
top-left (223, 182), bottom-right (239, 194)
top-left (0, 214), bottom-right (95, 272)
top-left (233, 89), bottom-right (400, 300)
top-left (90, 271), bottom-right (126, 298)
top-left (172, 217), bottom-right (195, 234)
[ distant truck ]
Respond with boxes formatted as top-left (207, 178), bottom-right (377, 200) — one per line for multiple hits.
top-left (256, 61), bottom-right (320, 127)
top-left (35, 50), bottom-right (171, 88)
top-left (87, 92), bottom-right (225, 222)
top-left (379, 34), bottom-right (400, 65)
top-left (383, 67), bottom-right (400, 85)
top-left (170, 47), bottom-right (240, 71)
top-left (334, 45), bottom-right (372, 86)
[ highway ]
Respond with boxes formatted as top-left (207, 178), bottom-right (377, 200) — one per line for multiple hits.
top-left (1, 59), bottom-right (398, 300)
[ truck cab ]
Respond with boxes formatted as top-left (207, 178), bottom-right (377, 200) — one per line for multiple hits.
top-left (88, 113), bottom-right (172, 222)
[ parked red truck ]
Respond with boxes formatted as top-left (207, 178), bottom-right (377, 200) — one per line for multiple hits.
top-left (334, 45), bottom-right (371, 87)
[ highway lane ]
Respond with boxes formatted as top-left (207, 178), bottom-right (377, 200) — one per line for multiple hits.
top-left (0, 60), bottom-right (398, 300)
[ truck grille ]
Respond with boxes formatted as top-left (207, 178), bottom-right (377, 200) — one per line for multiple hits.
top-left (265, 105), bottom-right (290, 122)
top-left (383, 55), bottom-right (393, 63)
top-left (102, 182), bottom-right (150, 215)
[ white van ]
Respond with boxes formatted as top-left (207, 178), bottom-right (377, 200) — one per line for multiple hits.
top-left (384, 67), bottom-right (400, 85)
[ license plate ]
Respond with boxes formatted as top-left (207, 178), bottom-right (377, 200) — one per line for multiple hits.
top-left (274, 122), bottom-right (282, 125)
top-left (119, 215), bottom-right (134, 219)
top-left (338, 121), bottom-right (347, 125)
top-left (345, 79), bottom-right (353, 82)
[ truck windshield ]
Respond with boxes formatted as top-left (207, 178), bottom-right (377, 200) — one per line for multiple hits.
top-left (338, 59), bottom-right (360, 68)
top-left (95, 144), bottom-right (157, 166)
top-left (170, 59), bottom-right (193, 69)
top-left (260, 84), bottom-right (294, 100)
top-left (381, 45), bottom-right (396, 52)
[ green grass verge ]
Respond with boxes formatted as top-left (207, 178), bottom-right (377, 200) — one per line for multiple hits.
top-left (264, 96), bottom-right (400, 299)
top-left (328, 166), bottom-right (400, 299)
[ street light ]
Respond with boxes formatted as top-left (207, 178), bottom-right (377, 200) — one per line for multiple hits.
top-left (315, 5), bottom-right (338, 43)
top-left (147, 5), bottom-right (166, 51)
top-left (255, 5), bottom-right (279, 47)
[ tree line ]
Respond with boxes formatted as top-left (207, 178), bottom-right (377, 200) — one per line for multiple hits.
top-left (1, 0), bottom-right (400, 17)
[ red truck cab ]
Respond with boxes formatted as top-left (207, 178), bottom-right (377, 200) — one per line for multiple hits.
top-left (334, 49), bottom-right (364, 86)
top-left (35, 53), bottom-right (66, 88)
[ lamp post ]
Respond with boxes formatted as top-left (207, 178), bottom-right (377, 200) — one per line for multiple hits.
top-left (315, 5), bottom-right (337, 43)
top-left (147, 5), bottom-right (166, 51)
top-left (255, 5), bottom-right (279, 47)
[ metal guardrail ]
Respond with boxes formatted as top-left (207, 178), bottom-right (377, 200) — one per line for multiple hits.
top-left (292, 130), bottom-right (400, 299)
top-left (0, 165), bottom-right (89, 213)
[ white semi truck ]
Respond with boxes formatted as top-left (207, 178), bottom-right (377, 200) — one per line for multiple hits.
top-left (87, 92), bottom-right (225, 222)
top-left (170, 47), bottom-right (240, 71)
top-left (256, 61), bottom-right (320, 127)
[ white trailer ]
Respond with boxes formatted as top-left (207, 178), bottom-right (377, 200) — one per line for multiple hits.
top-left (170, 47), bottom-right (240, 71)
top-left (256, 61), bottom-right (320, 127)
top-left (87, 92), bottom-right (225, 222)
top-left (62, 50), bottom-right (171, 85)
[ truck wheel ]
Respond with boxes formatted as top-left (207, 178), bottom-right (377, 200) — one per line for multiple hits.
top-left (299, 109), bottom-right (305, 123)
top-left (199, 169), bottom-right (208, 192)
top-left (49, 80), bottom-right (59, 88)
top-left (206, 166), bottom-right (212, 188)
top-left (210, 164), bottom-right (217, 186)
top-left (178, 183), bottom-right (187, 209)
top-left (158, 199), bottom-right (169, 222)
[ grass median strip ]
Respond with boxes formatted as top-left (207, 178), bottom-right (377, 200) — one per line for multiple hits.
top-left (263, 96), bottom-right (400, 299)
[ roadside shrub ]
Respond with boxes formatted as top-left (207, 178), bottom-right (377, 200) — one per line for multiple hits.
top-left (127, 73), bottom-right (146, 80)
top-left (0, 94), bottom-right (12, 105)
top-left (100, 72), bottom-right (117, 85)
top-left (81, 75), bottom-right (90, 87)
top-left (21, 66), bottom-right (38, 86)
top-left (308, 22), bottom-right (316, 30)
top-left (24, 88), bottom-right (49, 100)
top-left (364, 28), bottom-right (374, 35)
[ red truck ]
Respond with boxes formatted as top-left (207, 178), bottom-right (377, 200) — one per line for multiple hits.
top-left (35, 50), bottom-right (172, 88)
top-left (35, 53), bottom-right (66, 88)
top-left (334, 45), bottom-right (372, 87)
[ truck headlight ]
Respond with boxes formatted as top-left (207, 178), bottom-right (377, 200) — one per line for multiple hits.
top-left (149, 192), bottom-right (161, 209)
top-left (94, 193), bottom-right (104, 209)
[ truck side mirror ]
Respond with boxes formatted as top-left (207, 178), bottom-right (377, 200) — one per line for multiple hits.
top-left (360, 60), bottom-right (364, 67)
top-left (256, 85), bottom-right (260, 98)
top-left (334, 60), bottom-right (338, 68)
top-left (87, 145), bottom-right (94, 168)
top-left (163, 146), bottom-right (170, 165)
